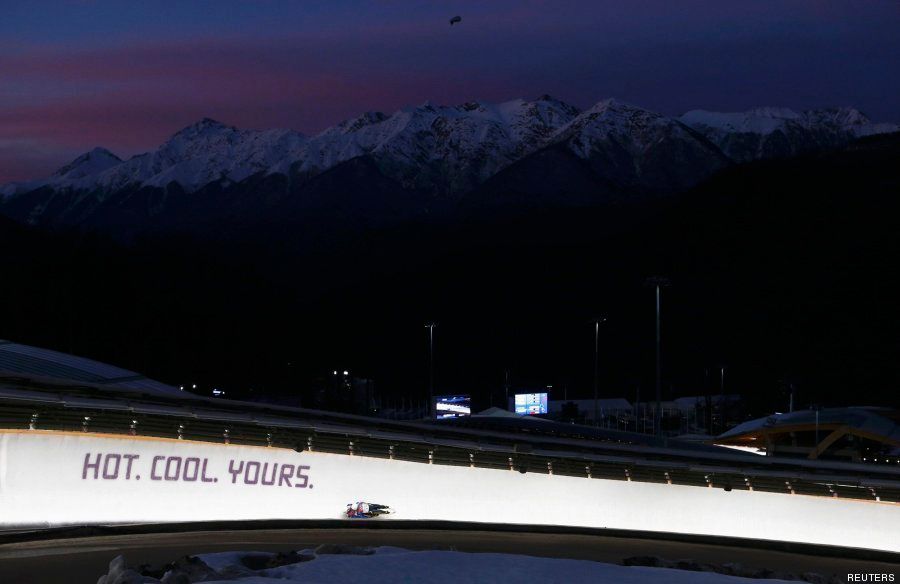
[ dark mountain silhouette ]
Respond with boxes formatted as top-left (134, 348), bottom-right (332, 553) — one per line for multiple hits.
top-left (1, 133), bottom-right (898, 415)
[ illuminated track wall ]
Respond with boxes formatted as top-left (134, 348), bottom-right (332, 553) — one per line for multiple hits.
top-left (1, 430), bottom-right (898, 553)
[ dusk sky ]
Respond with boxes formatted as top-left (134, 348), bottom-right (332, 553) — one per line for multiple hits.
top-left (1, 0), bottom-right (898, 183)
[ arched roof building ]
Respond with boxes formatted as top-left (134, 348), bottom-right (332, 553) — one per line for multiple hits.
top-left (715, 407), bottom-right (900, 464)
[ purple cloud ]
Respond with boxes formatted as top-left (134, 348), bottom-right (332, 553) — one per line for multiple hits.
top-left (1, 1), bottom-right (897, 182)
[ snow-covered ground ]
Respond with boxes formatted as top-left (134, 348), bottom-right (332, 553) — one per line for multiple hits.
top-left (97, 547), bottom-right (800, 584)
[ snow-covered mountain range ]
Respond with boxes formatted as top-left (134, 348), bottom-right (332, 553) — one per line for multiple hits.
top-left (1, 96), bottom-right (896, 231)
top-left (679, 107), bottom-right (897, 163)
top-left (1, 95), bottom-right (580, 198)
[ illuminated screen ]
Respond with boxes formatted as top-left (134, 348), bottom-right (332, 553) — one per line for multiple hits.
top-left (514, 393), bottom-right (548, 415)
top-left (435, 395), bottom-right (471, 418)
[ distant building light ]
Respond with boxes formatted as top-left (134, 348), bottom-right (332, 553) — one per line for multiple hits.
top-left (343, 370), bottom-right (349, 376)
top-left (333, 370), bottom-right (338, 375)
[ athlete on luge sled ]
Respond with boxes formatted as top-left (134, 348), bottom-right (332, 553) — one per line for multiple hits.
top-left (345, 502), bottom-right (392, 518)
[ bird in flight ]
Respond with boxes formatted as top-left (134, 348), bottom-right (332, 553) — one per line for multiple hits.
top-left (449, 15), bottom-right (462, 26)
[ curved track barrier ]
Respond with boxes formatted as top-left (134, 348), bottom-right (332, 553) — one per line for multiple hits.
top-left (1, 431), bottom-right (898, 552)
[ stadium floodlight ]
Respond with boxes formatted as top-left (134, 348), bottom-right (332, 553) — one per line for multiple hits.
top-left (588, 316), bottom-right (608, 426)
top-left (425, 321), bottom-right (437, 417)
top-left (645, 276), bottom-right (671, 436)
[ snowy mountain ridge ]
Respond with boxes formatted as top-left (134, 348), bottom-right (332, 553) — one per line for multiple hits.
top-left (679, 106), bottom-right (898, 162)
top-left (1, 96), bottom-right (583, 198)
top-left (1, 97), bottom-right (895, 202)
top-left (556, 98), bottom-right (695, 156)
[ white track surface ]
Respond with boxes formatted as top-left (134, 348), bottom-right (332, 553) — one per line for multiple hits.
top-left (1, 431), bottom-right (897, 552)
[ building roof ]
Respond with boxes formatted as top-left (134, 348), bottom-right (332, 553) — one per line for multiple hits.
top-left (473, 406), bottom-right (526, 418)
top-left (673, 394), bottom-right (741, 410)
top-left (547, 398), bottom-right (633, 412)
top-left (717, 407), bottom-right (900, 446)
top-left (0, 339), bottom-right (182, 398)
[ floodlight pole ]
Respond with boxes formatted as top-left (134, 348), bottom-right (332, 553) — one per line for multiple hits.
top-left (425, 322), bottom-right (436, 418)
top-left (504, 369), bottom-right (510, 409)
top-left (811, 404), bottom-right (822, 449)
top-left (656, 286), bottom-right (661, 434)
top-left (645, 277), bottom-right (670, 437)
top-left (719, 365), bottom-right (726, 432)
top-left (590, 317), bottom-right (607, 427)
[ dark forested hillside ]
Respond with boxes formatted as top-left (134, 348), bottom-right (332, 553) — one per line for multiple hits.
top-left (1, 134), bottom-right (898, 413)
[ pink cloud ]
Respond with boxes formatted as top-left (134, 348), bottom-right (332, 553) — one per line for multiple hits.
top-left (0, 34), bottom-right (522, 181)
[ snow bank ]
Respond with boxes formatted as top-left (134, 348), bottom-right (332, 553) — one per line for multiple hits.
top-left (94, 548), bottom-right (800, 584)
top-left (224, 548), bottom-right (794, 584)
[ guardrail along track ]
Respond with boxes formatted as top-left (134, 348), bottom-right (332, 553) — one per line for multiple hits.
top-left (1, 380), bottom-right (899, 504)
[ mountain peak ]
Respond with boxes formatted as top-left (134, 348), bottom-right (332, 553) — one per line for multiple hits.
top-left (804, 106), bottom-right (869, 127)
top-left (169, 118), bottom-right (232, 140)
top-left (87, 146), bottom-right (118, 157)
top-left (196, 117), bottom-right (226, 127)
top-left (680, 105), bottom-right (897, 163)
top-left (680, 106), bottom-right (883, 136)
top-left (52, 147), bottom-right (121, 179)
top-left (746, 107), bottom-right (801, 120)
top-left (680, 108), bottom-right (800, 135)
top-left (334, 111), bottom-right (389, 134)
top-left (563, 99), bottom-right (656, 127)
top-left (533, 93), bottom-right (574, 107)
top-left (555, 98), bottom-right (709, 153)
top-left (569, 99), bottom-right (662, 129)
top-left (586, 97), bottom-right (648, 112)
